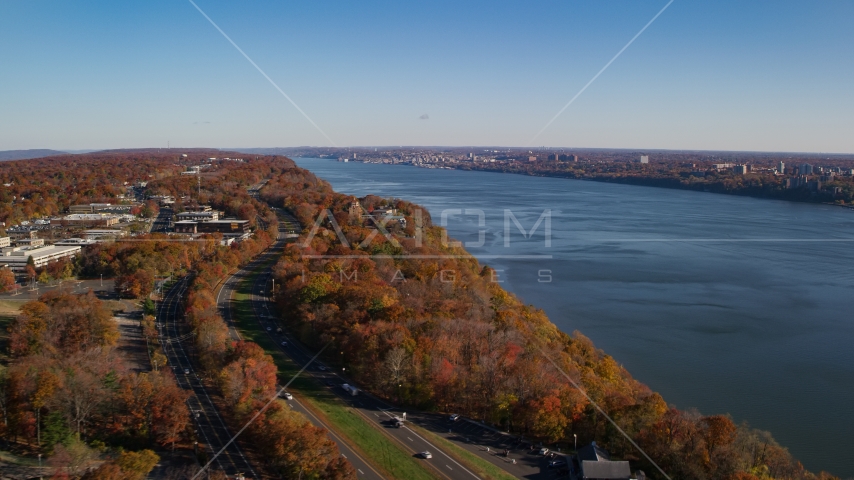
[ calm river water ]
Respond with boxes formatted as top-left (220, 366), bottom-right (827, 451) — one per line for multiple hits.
top-left (295, 158), bottom-right (854, 477)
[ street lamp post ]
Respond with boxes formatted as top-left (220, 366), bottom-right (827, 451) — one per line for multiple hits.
top-left (573, 433), bottom-right (577, 451)
top-left (100, 273), bottom-right (103, 287)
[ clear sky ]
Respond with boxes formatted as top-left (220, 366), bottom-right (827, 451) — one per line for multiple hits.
top-left (1, 1), bottom-right (852, 153)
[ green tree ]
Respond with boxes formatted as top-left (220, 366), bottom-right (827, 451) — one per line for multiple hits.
top-left (142, 299), bottom-right (156, 316)
top-left (43, 410), bottom-right (74, 450)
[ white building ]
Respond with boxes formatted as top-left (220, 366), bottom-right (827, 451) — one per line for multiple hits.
top-left (54, 238), bottom-right (98, 246)
top-left (0, 244), bottom-right (82, 271)
top-left (84, 229), bottom-right (127, 240)
top-left (176, 211), bottom-right (219, 222)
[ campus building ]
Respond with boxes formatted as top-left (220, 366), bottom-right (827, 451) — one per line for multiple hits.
top-left (51, 214), bottom-right (121, 227)
top-left (173, 219), bottom-right (250, 235)
top-left (0, 244), bottom-right (82, 271)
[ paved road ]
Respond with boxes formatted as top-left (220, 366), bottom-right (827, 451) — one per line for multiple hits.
top-left (218, 207), bottom-right (548, 480)
top-left (217, 210), bottom-right (484, 480)
top-left (3, 277), bottom-right (115, 301)
top-left (151, 207), bottom-right (173, 233)
top-left (158, 277), bottom-right (259, 479)
top-left (217, 214), bottom-right (386, 480)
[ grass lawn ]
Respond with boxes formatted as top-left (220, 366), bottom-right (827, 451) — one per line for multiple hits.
top-left (230, 265), bottom-right (437, 480)
top-left (0, 299), bottom-right (26, 316)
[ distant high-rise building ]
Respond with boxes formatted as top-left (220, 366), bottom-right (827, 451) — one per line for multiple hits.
top-left (799, 163), bottom-right (813, 175)
top-left (778, 161), bottom-right (785, 174)
top-left (569, 154), bottom-right (579, 162)
top-left (732, 165), bottom-right (748, 175)
top-left (639, 155), bottom-right (649, 164)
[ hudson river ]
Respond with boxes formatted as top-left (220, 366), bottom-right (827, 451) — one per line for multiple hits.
top-left (295, 158), bottom-right (854, 477)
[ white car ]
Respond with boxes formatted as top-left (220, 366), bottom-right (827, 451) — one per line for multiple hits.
top-left (538, 447), bottom-right (550, 456)
top-left (318, 365), bottom-right (327, 371)
top-left (183, 368), bottom-right (190, 375)
top-left (281, 392), bottom-right (293, 400)
top-left (418, 451), bottom-right (432, 459)
top-left (281, 341), bottom-right (287, 346)
top-left (266, 327), bottom-right (272, 331)
top-left (449, 413), bottom-right (461, 422)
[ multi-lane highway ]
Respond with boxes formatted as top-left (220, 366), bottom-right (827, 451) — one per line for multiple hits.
top-left (158, 277), bottom-right (258, 478)
top-left (217, 213), bottom-right (487, 480)
top-left (217, 213), bottom-right (386, 480)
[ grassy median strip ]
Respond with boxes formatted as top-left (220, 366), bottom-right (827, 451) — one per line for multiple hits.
top-left (230, 267), bottom-right (437, 480)
top-left (409, 424), bottom-right (518, 480)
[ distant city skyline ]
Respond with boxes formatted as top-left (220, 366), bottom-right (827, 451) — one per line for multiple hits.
top-left (1, 1), bottom-right (852, 153)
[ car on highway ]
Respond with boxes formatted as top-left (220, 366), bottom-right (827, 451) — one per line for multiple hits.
top-left (266, 326), bottom-right (272, 331)
top-left (183, 368), bottom-right (190, 374)
top-left (318, 365), bottom-right (327, 371)
top-left (280, 391), bottom-right (293, 400)
top-left (449, 413), bottom-right (461, 422)
top-left (280, 341), bottom-right (287, 346)
top-left (418, 451), bottom-right (432, 459)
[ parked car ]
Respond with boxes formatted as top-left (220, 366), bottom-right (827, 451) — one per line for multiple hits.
top-left (449, 413), bottom-right (461, 422)
top-left (183, 368), bottom-right (190, 375)
top-left (548, 458), bottom-right (567, 468)
top-left (418, 451), bottom-right (432, 459)
top-left (538, 447), bottom-right (550, 456)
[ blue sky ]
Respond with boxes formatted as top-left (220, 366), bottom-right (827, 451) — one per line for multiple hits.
top-left (1, 0), bottom-right (852, 152)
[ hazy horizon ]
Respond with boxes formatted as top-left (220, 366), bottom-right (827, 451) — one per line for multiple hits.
top-left (7, 145), bottom-right (854, 157)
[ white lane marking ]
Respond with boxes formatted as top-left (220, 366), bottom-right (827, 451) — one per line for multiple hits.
top-left (358, 469), bottom-right (364, 475)
top-left (445, 465), bottom-right (453, 470)
top-left (407, 436), bottom-right (414, 442)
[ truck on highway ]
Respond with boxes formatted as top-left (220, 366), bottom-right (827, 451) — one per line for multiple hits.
top-left (342, 383), bottom-right (359, 396)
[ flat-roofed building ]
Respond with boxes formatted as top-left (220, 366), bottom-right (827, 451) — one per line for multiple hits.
top-left (149, 195), bottom-right (175, 206)
top-left (54, 238), bottom-right (98, 246)
top-left (69, 203), bottom-right (115, 214)
top-left (173, 220), bottom-right (199, 233)
top-left (0, 237), bottom-right (10, 248)
top-left (0, 244), bottom-right (82, 271)
top-left (176, 211), bottom-right (219, 222)
top-left (14, 238), bottom-right (44, 248)
top-left (52, 214), bottom-right (120, 227)
top-left (196, 219), bottom-right (250, 235)
top-left (173, 219), bottom-right (250, 235)
top-left (84, 229), bottom-right (127, 240)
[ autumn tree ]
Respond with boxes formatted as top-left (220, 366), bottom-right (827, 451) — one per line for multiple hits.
top-left (0, 267), bottom-right (16, 292)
